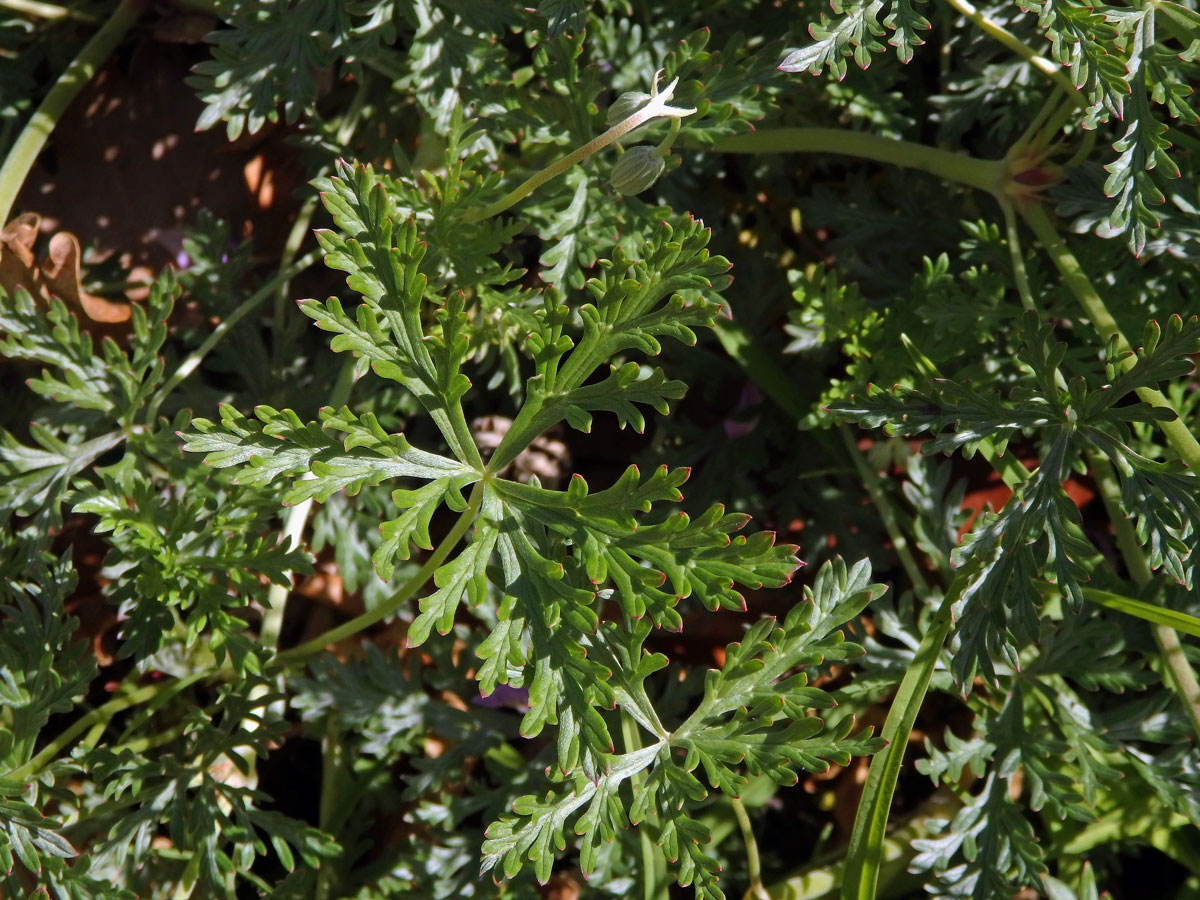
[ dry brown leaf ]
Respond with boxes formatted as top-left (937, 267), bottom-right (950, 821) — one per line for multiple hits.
top-left (540, 873), bottom-right (581, 900)
top-left (64, 593), bottom-right (118, 668)
top-left (1, 211), bottom-right (133, 325)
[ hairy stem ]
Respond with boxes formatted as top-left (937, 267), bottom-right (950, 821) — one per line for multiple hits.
top-left (463, 87), bottom-right (692, 223)
top-left (0, 0), bottom-right (143, 223)
top-left (274, 479), bottom-right (485, 665)
top-left (1020, 201), bottom-right (1200, 470)
top-left (706, 129), bottom-right (1008, 197)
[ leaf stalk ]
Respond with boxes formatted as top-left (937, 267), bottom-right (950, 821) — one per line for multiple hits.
top-left (939, 0), bottom-right (1082, 103)
top-left (1089, 452), bottom-right (1200, 741)
top-left (840, 425), bottom-right (933, 597)
top-left (731, 796), bottom-right (770, 900)
top-left (706, 128), bottom-right (1008, 197)
top-left (621, 711), bottom-right (668, 900)
top-left (840, 567), bottom-right (972, 900)
top-left (1019, 201), bottom-right (1200, 471)
top-left (10, 672), bottom-right (207, 780)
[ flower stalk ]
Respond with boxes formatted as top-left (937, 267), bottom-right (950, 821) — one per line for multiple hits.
top-left (462, 72), bottom-right (695, 223)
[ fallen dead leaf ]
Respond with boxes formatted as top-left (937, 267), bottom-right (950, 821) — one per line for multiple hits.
top-left (1, 211), bottom-right (133, 326)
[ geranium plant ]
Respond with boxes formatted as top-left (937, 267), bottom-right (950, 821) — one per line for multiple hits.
top-left (1, 1), bottom-right (1199, 899)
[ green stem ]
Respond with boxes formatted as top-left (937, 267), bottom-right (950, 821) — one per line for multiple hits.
top-left (622, 712), bottom-right (666, 900)
top-left (10, 672), bottom-right (206, 780)
top-left (1089, 453), bottom-right (1200, 741)
top-left (1002, 202), bottom-right (1036, 313)
top-left (1003, 201), bottom-right (1069, 392)
top-left (359, 53), bottom-right (405, 85)
top-left (706, 129), bottom-right (1008, 197)
top-left (1012, 89), bottom-right (1070, 156)
top-left (841, 567), bottom-right (971, 900)
top-left (0, 0), bottom-right (143, 223)
top-left (769, 787), bottom-right (959, 899)
top-left (1028, 94), bottom-right (1085, 155)
top-left (446, 393), bottom-right (486, 473)
top-left (271, 196), bottom-right (320, 354)
top-left (1019, 201), bottom-right (1200, 471)
top-left (1154, 626), bottom-right (1200, 744)
top-left (1065, 126), bottom-right (1098, 168)
top-left (731, 796), bottom-right (770, 900)
top-left (1091, 456), bottom-right (1150, 586)
top-left (146, 248), bottom-right (321, 422)
top-left (315, 716), bottom-right (342, 900)
top-left (174, 852), bottom-right (201, 900)
top-left (107, 721), bottom-right (188, 756)
top-left (274, 480), bottom-right (485, 665)
top-left (1082, 586), bottom-right (1200, 638)
top-left (269, 74), bottom-right (368, 364)
top-left (655, 115), bottom-right (681, 154)
top-left (940, 0), bottom-right (1082, 103)
top-left (82, 718), bottom-right (108, 748)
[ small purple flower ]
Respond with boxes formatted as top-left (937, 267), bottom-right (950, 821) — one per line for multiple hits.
top-left (474, 683), bottom-right (529, 711)
top-left (723, 382), bottom-right (763, 439)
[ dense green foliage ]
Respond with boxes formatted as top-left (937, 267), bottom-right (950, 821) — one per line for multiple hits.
top-left (2, 1), bottom-right (1200, 899)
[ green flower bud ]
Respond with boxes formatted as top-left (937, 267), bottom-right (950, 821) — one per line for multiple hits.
top-left (606, 91), bottom-right (652, 126)
top-left (609, 146), bottom-right (666, 195)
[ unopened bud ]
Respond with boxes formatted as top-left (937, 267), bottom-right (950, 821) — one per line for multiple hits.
top-left (607, 91), bottom-right (652, 125)
top-left (609, 146), bottom-right (666, 195)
